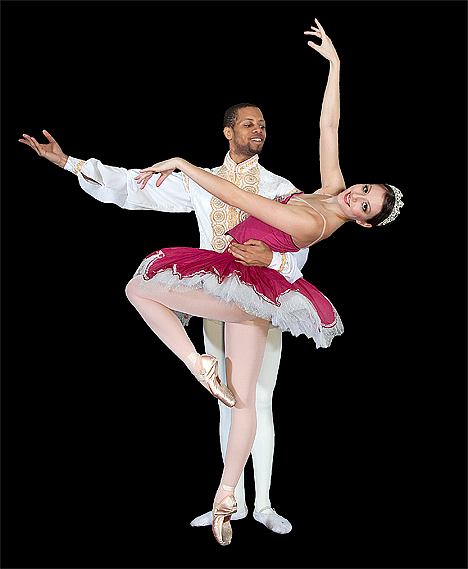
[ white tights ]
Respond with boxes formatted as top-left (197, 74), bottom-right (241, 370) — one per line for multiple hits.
top-left (125, 275), bottom-right (269, 506)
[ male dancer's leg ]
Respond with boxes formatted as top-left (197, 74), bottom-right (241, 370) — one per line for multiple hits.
top-left (251, 326), bottom-right (293, 534)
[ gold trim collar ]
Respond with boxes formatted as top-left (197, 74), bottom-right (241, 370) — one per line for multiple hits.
top-left (223, 152), bottom-right (259, 174)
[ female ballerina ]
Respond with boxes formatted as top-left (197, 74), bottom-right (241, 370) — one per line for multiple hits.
top-left (127, 19), bottom-right (404, 546)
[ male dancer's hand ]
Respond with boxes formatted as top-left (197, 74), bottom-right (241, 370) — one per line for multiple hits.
top-left (18, 130), bottom-right (69, 168)
top-left (228, 240), bottom-right (273, 267)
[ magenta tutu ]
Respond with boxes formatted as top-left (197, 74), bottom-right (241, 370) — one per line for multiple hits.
top-left (134, 195), bottom-right (343, 348)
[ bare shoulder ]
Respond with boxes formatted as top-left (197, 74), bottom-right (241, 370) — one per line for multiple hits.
top-left (287, 195), bottom-right (329, 247)
top-left (313, 183), bottom-right (346, 196)
top-left (288, 196), bottom-right (325, 222)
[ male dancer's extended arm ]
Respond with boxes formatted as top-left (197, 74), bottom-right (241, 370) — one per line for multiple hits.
top-left (19, 130), bottom-right (194, 212)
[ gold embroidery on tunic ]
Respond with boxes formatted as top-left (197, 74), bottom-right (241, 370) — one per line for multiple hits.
top-left (210, 164), bottom-right (260, 252)
top-left (182, 172), bottom-right (190, 193)
top-left (74, 159), bottom-right (86, 175)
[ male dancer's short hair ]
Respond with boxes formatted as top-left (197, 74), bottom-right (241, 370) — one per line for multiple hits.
top-left (223, 103), bottom-right (260, 128)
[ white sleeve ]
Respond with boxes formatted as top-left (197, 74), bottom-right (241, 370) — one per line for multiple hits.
top-left (268, 248), bottom-right (309, 283)
top-left (64, 156), bottom-right (194, 213)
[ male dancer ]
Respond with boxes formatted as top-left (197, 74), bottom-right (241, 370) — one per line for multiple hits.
top-left (19, 103), bottom-right (308, 534)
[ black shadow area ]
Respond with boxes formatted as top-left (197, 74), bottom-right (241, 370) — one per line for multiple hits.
top-left (1, 1), bottom-right (467, 568)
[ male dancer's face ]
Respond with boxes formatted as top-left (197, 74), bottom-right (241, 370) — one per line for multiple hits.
top-left (224, 106), bottom-right (266, 163)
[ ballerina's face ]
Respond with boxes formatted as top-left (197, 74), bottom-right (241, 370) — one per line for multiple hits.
top-left (224, 106), bottom-right (266, 158)
top-left (338, 184), bottom-right (386, 227)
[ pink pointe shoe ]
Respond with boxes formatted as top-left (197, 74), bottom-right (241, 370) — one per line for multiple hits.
top-left (212, 489), bottom-right (237, 546)
top-left (194, 355), bottom-right (236, 408)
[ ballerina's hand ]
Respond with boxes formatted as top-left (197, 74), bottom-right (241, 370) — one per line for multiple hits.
top-left (134, 158), bottom-right (181, 189)
top-left (304, 18), bottom-right (339, 63)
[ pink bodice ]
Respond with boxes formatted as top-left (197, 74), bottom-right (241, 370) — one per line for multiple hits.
top-left (226, 193), bottom-right (301, 253)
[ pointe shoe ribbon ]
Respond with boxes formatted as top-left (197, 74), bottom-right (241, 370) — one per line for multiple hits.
top-left (212, 494), bottom-right (237, 546)
top-left (195, 355), bottom-right (236, 408)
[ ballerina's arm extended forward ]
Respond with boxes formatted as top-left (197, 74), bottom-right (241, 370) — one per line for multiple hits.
top-left (135, 157), bottom-right (321, 246)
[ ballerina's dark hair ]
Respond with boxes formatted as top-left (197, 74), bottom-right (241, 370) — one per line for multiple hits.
top-left (367, 184), bottom-right (397, 226)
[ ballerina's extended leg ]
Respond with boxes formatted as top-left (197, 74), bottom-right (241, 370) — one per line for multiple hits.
top-left (125, 275), bottom-right (266, 407)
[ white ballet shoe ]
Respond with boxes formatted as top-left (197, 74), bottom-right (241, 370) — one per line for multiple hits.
top-left (253, 507), bottom-right (292, 534)
top-left (190, 506), bottom-right (248, 527)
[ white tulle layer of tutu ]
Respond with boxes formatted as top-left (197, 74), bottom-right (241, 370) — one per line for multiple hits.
top-left (134, 260), bottom-right (344, 348)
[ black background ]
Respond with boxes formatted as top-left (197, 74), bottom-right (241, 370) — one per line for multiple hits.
top-left (1, 1), bottom-right (467, 568)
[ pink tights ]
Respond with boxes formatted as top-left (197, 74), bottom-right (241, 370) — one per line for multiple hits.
top-left (125, 275), bottom-right (269, 507)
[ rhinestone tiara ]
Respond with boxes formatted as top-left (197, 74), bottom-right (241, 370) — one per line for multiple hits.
top-left (378, 184), bottom-right (404, 226)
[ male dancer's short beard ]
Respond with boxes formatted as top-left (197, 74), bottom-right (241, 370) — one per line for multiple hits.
top-left (235, 141), bottom-right (264, 157)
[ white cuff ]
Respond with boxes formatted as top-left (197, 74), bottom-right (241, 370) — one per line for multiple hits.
top-left (268, 251), bottom-right (288, 273)
top-left (64, 156), bottom-right (86, 175)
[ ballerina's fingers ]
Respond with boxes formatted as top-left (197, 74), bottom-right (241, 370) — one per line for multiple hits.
top-left (139, 177), bottom-right (149, 189)
top-left (134, 171), bottom-right (146, 181)
top-left (135, 168), bottom-right (157, 179)
top-left (136, 174), bottom-right (153, 189)
top-left (155, 171), bottom-right (171, 187)
top-left (314, 18), bottom-right (326, 33)
top-left (307, 41), bottom-right (324, 52)
top-left (137, 169), bottom-right (165, 190)
top-left (304, 31), bottom-right (322, 38)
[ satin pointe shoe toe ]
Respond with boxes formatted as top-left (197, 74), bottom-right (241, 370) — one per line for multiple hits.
top-left (212, 493), bottom-right (237, 546)
top-left (195, 355), bottom-right (236, 408)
